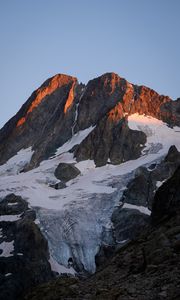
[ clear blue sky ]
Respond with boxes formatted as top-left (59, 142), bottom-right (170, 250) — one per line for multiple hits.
top-left (0, 0), bottom-right (180, 128)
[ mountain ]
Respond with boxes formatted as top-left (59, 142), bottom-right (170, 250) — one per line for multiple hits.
top-left (0, 72), bottom-right (180, 299)
top-left (0, 72), bottom-right (179, 168)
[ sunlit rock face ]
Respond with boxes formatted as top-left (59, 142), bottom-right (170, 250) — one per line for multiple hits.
top-left (0, 74), bottom-right (78, 166)
top-left (16, 74), bottom-right (77, 127)
top-left (0, 72), bottom-right (176, 169)
top-left (0, 73), bottom-right (175, 168)
top-left (160, 97), bottom-right (180, 126)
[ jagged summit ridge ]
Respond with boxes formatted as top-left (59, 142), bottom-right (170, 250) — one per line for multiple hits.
top-left (17, 74), bottom-right (77, 127)
top-left (0, 72), bottom-right (179, 168)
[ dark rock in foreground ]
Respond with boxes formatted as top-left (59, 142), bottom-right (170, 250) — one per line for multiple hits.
top-left (152, 165), bottom-right (180, 224)
top-left (0, 194), bottom-right (53, 300)
top-left (111, 208), bottom-right (149, 242)
top-left (24, 166), bottom-right (180, 300)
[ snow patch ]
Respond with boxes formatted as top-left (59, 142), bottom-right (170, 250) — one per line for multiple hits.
top-left (0, 147), bottom-right (34, 176)
top-left (49, 255), bottom-right (76, 275)
top-left (128, 114), bottom-right (180, 155)
top-left (0, 214), bottom-right (21, 222)
top-left (55, 126), bottom-right (95, 156)
top-left (7, 202), bottom-right (18, 206)
top-left (123, 203), bottom-right (151, 215)
top-left (156, 180), bottom-right (166, 188)
top-left (5, 273), bottom-right (12, 277)
top-left (0, 241), bottom-right (14, 257)
top-left (117, 239), bottom-right (128, 244)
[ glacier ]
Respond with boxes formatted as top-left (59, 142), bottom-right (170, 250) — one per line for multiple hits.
top-left (0, 115), bottom-right (180, 274)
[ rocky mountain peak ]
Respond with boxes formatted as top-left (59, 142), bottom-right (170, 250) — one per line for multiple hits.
top-left (0, 72), bottom-right (179, 168)
top-left (16, 74), bottom-right (77, 127)
top-left (0, 72), bottom-right (180, 299)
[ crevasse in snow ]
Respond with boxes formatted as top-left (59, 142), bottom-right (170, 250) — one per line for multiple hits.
top-left (0, 115), bottom-right (180, 273)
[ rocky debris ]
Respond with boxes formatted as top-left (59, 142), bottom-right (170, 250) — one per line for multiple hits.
top-left (54, 163), bottom-right (81, 182)
top-left (74, 117), bottom-right (146, 167)
top-left (24, 166), bottom-right (180, 300)
top-left (0, 72), bottom-right (177, 169)
top-left (0, 194), bottom-right (53, 300)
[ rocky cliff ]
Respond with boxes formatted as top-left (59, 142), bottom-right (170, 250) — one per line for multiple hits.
top-left (0, 72), bottom-right (179, 169)
top-left (0, 194), bottom-right (53, 300)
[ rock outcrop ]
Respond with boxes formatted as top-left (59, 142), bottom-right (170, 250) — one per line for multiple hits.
top-left (111, 145), bottom-right (180, 247)
top-left (0, 74), bottom-right (78, 167)
top-left (0, 194), bottom-right (53, 300)
top-left (160, 97), bottom-right (180, 127)
top-left (152, 165), bottom-right (180, 224)
top-left (74, 117), bottom-right (146, 166)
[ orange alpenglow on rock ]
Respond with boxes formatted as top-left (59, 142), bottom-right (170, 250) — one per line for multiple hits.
top-left (103, 72), bottom-right (120, 95)
top-left (108, 102), bottom-right (123, 122)
top-left (64, 81), bottom-right (76, 113)
top-left (16, 74), bottom-right (76, 127)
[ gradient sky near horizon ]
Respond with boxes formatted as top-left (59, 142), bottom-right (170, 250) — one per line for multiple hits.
top-left (0, 0), bottom-right (180, 128)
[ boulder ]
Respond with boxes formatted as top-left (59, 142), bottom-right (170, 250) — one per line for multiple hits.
top-left (54, 163), bottom-right (80, 182)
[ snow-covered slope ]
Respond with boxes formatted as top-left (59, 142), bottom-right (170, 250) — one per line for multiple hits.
top-left (0, 115), bottom-right (180, 273)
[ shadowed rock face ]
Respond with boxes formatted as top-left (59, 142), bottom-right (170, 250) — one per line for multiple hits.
top-left (152, 165), bottom-right (180, 224)
top-left (0, 194), bottom-right (53, 300)
top-left (74, 117), bottom-right (146, 166)
top-left (109, 146), bottom-right (180, 248)
top-left (0, 72), bottom-right (178, 169)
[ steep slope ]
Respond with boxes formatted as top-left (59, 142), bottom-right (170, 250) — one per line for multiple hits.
top-left (0, 74), bottom-right (78, 167)
top-left (0, 194), bottom-right (53, 300)
top-left (0, 72), bottom-right (178, 169)
top-left (24, 166), bottom-right (180, 300)
top-left (110, 145), bottom-right (180, 245)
